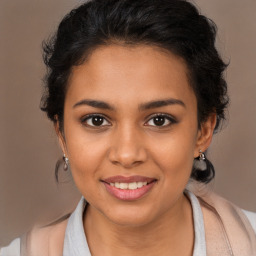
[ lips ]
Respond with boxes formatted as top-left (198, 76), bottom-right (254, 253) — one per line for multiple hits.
top-left (101, 175), bottom-right (157, 201)
top-left (103, 175), bottom-right (156, 184)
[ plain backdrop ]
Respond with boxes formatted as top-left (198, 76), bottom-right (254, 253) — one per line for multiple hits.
top-left (0, 0), bottom-right (255, 246)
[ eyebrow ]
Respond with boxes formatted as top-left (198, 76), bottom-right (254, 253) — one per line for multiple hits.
top-left (73, 99), bottom-right (114, 110)
top-left (73, 98), bottom-right (185, 110)
top-left (138, 98), bottom-right (186, 110)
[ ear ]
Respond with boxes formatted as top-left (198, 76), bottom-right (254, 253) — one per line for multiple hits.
top-left (194, 113), bottom-right (217, 158)
top-left (54, 118), bottom-right (67, 156)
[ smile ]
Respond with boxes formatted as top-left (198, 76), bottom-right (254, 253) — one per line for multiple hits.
top-left (102, 176), bottom-right (157, 201)
top-left (109, 181), bottom-right (148, 190)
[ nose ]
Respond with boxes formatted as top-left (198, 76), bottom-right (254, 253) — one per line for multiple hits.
top-left (108, 126), bottom-right (148, 168)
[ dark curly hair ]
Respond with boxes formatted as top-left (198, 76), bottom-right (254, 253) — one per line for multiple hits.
top-left (41, 0), bottom-right (229, 183)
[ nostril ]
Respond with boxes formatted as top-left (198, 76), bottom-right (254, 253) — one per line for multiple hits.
top-left (108, 145), bottom-right (148, 168)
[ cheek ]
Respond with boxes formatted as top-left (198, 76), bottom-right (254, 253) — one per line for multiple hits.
top-left (66, 142), bottom-right (106, 200)
top-left (148, 136), bottom-right (195, 206)
top-left (155, 144), bottom-right (194, 181)
top-left (148, 127), bottom-right (197, 181)
top-left (63, 122), bottom-right (108, 185)
top-left (67, 136), bottom-right (107, 175)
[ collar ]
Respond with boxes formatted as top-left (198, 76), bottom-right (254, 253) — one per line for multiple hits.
top-left (63, 191), bottom-right (206, 256)
top-left (187, 191), bottom-right (207, 256)
top-left (63, 197), bottom-right (90, 256)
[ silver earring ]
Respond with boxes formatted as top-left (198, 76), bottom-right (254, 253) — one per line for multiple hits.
top-left (199, 150), bottom-right (206, 161)
top-left (63, 154), bottom-right (69, 171)
top-left (193, 150), bottom-right (207, 171)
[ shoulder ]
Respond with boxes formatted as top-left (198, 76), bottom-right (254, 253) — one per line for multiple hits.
top-left (24, 216), bottom-right (69, 256)
top-left (0, 198), bottom-right (85, 256)
top-left (242, 209), bottom-right (256, 233)
top-left (208, 192), bottom-right (256, 233)
top-left (0, 238), bottom-right (20, 256)
top-left (192, 189), bottom-right (256, 254)
top-left (0, 215), bottom-right (70, 256)
top-left (198, 190), bottom-right (256, 232)
top-left (189, 186), bottom-right (256, 231)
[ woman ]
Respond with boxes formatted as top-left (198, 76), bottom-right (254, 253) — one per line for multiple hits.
top-left (1, 0), bottom-right (256, 255)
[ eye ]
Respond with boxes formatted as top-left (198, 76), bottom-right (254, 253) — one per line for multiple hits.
top-left (81, 114), bottom-right (111, 127)
top-left (145, 114), bottom-right (176, 127)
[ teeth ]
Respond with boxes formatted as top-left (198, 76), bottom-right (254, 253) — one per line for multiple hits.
top-left (128, 182), bottom-right (137, 190)
top-left (109, 181), bottom-right (148, 190)
top-left (137, 182), bottom-right (143, 188)
top-left (119, 183), bottom-right (128, 189)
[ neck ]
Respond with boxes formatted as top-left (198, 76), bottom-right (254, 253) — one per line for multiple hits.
top-left (83, 193), bottom-right (194, 256)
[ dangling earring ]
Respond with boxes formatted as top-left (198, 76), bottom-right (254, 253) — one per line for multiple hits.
top-left (199, 150), bottom-right (206, 161)
top-left (193, 149), bottom-right (207, 171)
top-left (191, 149), bottom-right (215, 183)
top-left (63, 154), bottom-right (69, 171)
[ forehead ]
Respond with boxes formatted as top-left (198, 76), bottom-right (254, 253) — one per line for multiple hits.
top-left (66, 44), bottom-right (196, 108)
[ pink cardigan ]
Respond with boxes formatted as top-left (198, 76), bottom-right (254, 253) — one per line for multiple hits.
top-left (3, 190), bottom-right (256, 255)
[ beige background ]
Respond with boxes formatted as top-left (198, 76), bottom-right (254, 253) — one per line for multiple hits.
top-left (0, 0), bottom-right (255, 246)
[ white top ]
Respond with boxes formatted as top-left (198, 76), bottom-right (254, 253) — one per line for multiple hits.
top-left (1, 191), bottom-right (255, 256)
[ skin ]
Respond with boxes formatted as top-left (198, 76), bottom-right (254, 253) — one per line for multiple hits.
top-left (57, 44), bottom-right (216, 256)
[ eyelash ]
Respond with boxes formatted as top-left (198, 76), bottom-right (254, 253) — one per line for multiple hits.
top-left (80, 113), bottom-right (177, 128)
top-left (80, 114), bottom-right (111, 128)
top-left (145, 113), bottom-right (177, 127)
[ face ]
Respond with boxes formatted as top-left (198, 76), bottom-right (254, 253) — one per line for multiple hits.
top-left (58, 44), bottom-right (215, 227)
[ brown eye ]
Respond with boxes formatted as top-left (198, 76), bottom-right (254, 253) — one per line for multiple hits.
top-left (82, 115), bottom-right (110, 127)
top-left (91, 116), bottom-right (104, 126)
top-left (152, 116), bottom-right (166, 126)
top-left (146, 114), bottom-right (176, 127)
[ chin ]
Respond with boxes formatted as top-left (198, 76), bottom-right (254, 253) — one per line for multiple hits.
top-left (101, 203), bottom-right (158, 227)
